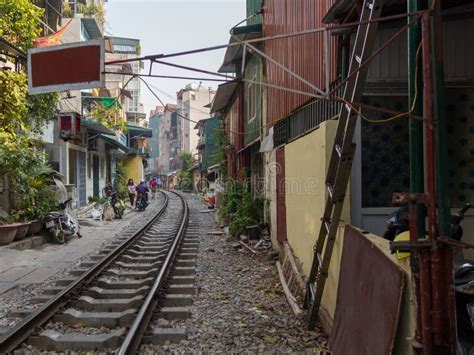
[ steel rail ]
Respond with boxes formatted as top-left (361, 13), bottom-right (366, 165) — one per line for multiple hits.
top-left (119, 190), bottom-right (189, 355)
top-left (0, 191), bottom-right (170, 353)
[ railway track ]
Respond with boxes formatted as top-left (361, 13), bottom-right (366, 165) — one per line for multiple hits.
top-left (0, 190), bottom-right (196, 354)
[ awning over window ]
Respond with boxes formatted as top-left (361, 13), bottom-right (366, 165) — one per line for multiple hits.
top-left (127, 124), bottom-right (153, 138)
top-left (82, 17), bottom-right (103, 39)
top-left (81, 120), bottom-right (115, 135)
top-left (218, 24), bottom-right (262, 74)
top-left (97, 134), bottom-right (131, 153)
top-left (210, 80), bottom-right (240, 118)
top-left (83, 96), bottom-right (121, 109)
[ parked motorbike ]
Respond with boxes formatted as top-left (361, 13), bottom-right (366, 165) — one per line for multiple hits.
top-left (136, 193), bottom-right (148, 212)
top-left (383, 206), bottom-right (409, 241)
top-left (383, 204), bottom-right (474, 353)
top-left (110, 191), bottom-right (125, 219)
top-left (43, 198), bottom-right (82, 244)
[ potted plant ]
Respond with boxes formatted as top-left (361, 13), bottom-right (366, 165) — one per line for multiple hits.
top-left (10, 209), bottom-right (31, 241)
top-left (0, 210), bottom-right (17, 246)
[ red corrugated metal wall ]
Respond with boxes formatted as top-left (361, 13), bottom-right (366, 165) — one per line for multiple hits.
top-left (263, 0), bottom-right (338, 122)
top-left (224, 85), bottom-right (244, 180)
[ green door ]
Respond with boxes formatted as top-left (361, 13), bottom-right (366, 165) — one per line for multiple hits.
top-left (93, 155), bottom-right (100, 197)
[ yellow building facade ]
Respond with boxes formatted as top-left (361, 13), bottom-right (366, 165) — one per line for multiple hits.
top-left (123, 156), bottom-right (144, 184)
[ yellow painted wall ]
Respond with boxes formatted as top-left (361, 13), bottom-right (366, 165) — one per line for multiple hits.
top-left (284, 120), bottom-right (350, 274)
top-left (284, 120), bottom-right (350, 323)
top-left (123, 156), bottom-right (143, 184)
top-left (284, 121), bottom-right (415, 354)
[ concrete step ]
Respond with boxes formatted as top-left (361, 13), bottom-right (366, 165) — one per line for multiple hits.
top-left (180, 247), bottom-right (198, 253)
top-left (131, 245), bottom-right (169, 253)
top-left (103, 268), bottom-right (158, 279)
top-left (155, 307), bottom-right (190, 320)
top-left (161, 294), bottom-right (192, 307)
top-left (75, 295), bottom-right (143, 312)
top-left (143, 327), bottom-right (186, 345)
top-left (83, 286), bottom-right (149, 299)
top-left (118, 255), bottom-right (159, 263)
top-left (176, 259), bottom-right (196, 267)
top-left (55, 277), bottom-right (77, 287)
top-left (167, 284), bottom-right (194, 295)
top-left (27, 328), bottom-right (125, 352)
top-left (55, 308), bottom-right (136, 328)
top-left (173, 267), bottom-right (196, 276)
top-left (96, 277), bottom-right (154, 289)
top-left (113, 261), bottom-right (162, 270)
top-left (125, 250), bottom-right (166, 257)
top-left (178, 253), bottom-right (198, 260)
top-left (171, 276), bottom-right (195, 285)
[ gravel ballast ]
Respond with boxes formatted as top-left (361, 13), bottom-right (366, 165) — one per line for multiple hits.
top-left (141, 195), bottom-right (329, 353)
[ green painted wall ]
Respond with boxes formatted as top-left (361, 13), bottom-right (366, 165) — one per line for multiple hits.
top-left (247, 0), bottom-right (263, 25)
top-left (244, 54), bottom-right (262, 146)
top-left (201, 119), bottom-right (224, 171)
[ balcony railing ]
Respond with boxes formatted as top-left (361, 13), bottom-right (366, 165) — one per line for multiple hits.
top-left (62, 1), bottom-right (105, 28)
top-left (274, 76), bottom-right (344, 147)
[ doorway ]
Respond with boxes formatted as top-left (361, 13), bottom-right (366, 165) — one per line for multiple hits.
top-left (93, 155), bottom-right (100, 197)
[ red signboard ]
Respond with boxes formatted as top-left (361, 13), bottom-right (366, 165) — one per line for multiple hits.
top-left (28, 39), bottom-right (104, 95)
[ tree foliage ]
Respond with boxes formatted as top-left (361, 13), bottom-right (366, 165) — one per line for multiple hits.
top-left (114, 161), bottom-right (129, 199)
top-left (0, 0), bottom-right (60, 222)
top-left (0, 0), bottom-right (43, 50)
top-left (178, 152), bottom-right (194, 191)
top-left (0, 135), bottom-right (57, 222)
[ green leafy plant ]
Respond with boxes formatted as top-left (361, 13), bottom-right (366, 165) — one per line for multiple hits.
top-left (218, 181), bottom-right (263, 236)
top-left (0, 0), bottom-right (43, 50)
top-left (0, 70), bottom-right (58, 138)
top-left (77, 1), bottom-right (106, 28)
top-left (0, 136), bottom-right (57, 222)
top-left (88, 196), bottom-right (108, 204)
top-left (178, 151), bottom-right (194, 191)
top-left (114, 161), bottom-right (129, 199)
top-left (90, 100), bottom-right (126, 131)
top-left (0, 0), bottom-right (60, 223)
top-left (62, 1), bottom-right (73, 18)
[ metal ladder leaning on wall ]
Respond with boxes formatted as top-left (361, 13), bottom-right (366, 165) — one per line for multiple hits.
top-left (305, 0), bottom-right (384, 330)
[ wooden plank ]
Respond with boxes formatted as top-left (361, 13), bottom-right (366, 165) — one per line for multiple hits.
top-left (276, 261), bottom-right (303, 318)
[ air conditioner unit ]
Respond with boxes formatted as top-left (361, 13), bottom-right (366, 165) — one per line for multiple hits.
top-left (59, 112), bottom-right (81, 141)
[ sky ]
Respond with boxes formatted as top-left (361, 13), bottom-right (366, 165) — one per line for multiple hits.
top-left (104, 1), bottom-right (246, 117)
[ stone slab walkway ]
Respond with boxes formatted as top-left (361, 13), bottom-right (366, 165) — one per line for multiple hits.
top-left (0, 200), bottom-right (158, 295)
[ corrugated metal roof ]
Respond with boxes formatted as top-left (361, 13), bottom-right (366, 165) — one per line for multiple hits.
top-left (218, 24), bottom-right (262, 73)
top-left (97, 134), bottom-right (131, 152)
top-left (323, 0), bottom-right (472, 24)
top-left (105, 36), bottom-right (140, 54)
top-left (82, 120), bottom-right (115, 135)
top-left (127, 124), bottom-right (153, 137)
top-left (82, 18), bottom-right (102, 39)
top-left (210, 80), bottom-right (240, 117)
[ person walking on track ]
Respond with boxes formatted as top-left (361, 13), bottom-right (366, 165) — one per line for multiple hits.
top-left (127, 179), bottom-right (137, 207)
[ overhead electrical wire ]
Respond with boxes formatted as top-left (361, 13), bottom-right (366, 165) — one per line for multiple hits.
top-left (95, 10), bottom-right (428, 140)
